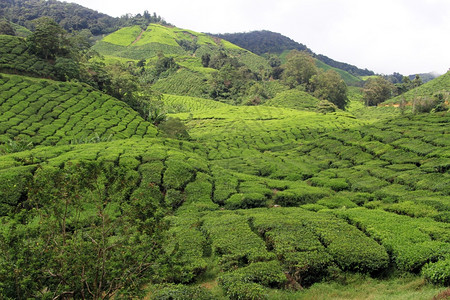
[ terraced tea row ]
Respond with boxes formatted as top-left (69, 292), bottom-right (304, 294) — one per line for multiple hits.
top-left (171, 106), bottom-right (364, 156)
top-left (1, 113), bottom-right (449, 297)
top-left (0, 35), bottom-right (54, 78)
top-left (93, 24), bottom-right (270, 74)
top-left (0, 74), bottom-right (157, 146)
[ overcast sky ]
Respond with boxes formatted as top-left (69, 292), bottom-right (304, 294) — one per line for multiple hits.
top-left (63, 0), bottom-right (450, 75)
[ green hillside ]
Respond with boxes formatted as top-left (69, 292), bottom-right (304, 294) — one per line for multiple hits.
top-left (0, 35), bottom-right (54, 78)
top-left (162, 94), bottom-right (231, 113)
top-left (1, 72), bottom-right (448, 297)
top-left (0, 74), bottom-right (157, 146)
top-left (93, 24), bottom-right (270, 74)
top-left (385, 71), bottom-right (450, 104)
top-left (263, 89), bottom-right (321, 111)
top-left (277, 50), bottom-right (363, 86)
top-left (214, 30), bottom-right (375, 77)
top-left (315, 58), bottom-right (363, 86)
top-left (0, 2), bottom-right (449, 299)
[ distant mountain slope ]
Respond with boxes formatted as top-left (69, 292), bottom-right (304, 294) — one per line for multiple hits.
top-left (315, 54), bottom-right (374, 77)
top-left (408, 73), bottom-right (439, 84)
top-left (214, 30), bottom-right (375, 77)
top-left (386, 71), bottom-right (450, 104)
top-left (215, 30), bottom-right (312, 56)
top-left (0, 0), bottom-right (165, 35)
top-left (315, 58), bottom-right (363, 86)
top-left (94, 24), bottom-right (270, 73)
top-left (0, 74), bottom-right (157, 146)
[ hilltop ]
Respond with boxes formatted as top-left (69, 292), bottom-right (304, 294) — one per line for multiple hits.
top-left (386, 71), bottom-right (450, 104)
top-left (214, 30), bottom-right (375, 77)
top-left (0, 0), bottom-right (166, 34)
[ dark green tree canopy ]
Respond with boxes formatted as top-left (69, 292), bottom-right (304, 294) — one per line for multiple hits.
top-left (363, 77), bottom-right (396, 106)
top-left (28, 17), bottom-right (69, 59)
top-left (0, 20), bottom-right (16, 36)
top-left (282, 50), bottom-right (318, 89)
top-left (311, 70), bottom-right (349, 109)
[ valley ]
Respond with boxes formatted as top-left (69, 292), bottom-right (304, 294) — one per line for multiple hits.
top-left (0, 2), bottom-right (449, 299)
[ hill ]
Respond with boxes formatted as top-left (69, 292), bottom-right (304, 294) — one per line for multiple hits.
top-left (0, 0), bottom-right (166, 35)
top-left (0, 35), bottom-right (55, 78)
top-left (0, 73), bottom-right (157, 146)
top-left (1, 72), bottom-right (449, 297)
top-left (385, 71), bottom-right (450, 104)
top-left (93, 24), bottom-right (270, 74)
top-left (214, 30), bottom-right (375, 77)
top-left (214, 30), bottom-right (312, 56)
top-left (0, 1), bottom-right (449, 299)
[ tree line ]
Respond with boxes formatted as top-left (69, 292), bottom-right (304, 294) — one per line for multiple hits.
top-left (0, 0), bottom-right (167, 35)
top-left (213, 30), bottom-right (375, 77)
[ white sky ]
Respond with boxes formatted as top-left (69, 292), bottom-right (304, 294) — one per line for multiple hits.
top-left (63, 0), bottom-right (450, 75)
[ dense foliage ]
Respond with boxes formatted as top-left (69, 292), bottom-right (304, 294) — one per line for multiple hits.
top-left (0, 0), bottom-right (167, 35)
top-left (0, 3), bottom-right (449, 298)
top-left (214, 30), bottom-right (375, 77)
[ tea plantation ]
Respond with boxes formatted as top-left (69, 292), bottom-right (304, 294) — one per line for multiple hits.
top-left (0, 22), bottom-right (449, 298)
top-left (0, 68), bottom-right (449, 299)
top-left (0, 74), bottom-right (157, 146)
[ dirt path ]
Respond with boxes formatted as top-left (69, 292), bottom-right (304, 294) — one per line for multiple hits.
top-left (131, 29), bottom-right (145, 45)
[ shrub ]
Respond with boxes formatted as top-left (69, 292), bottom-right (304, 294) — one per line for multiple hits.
top-left (317, 196), bottom-right (358, 209)
top-left (224, 193), bottom-right (267, 210)
top-left (152, 284), bottom-right (214, 300)
top-left (234, 261), bottom-right (287, 288)
top-left (309, 176), bottom-right (349, 191)
top-left (335, 208), bottom-right (449, 272)
top-left (218, 273), bottom-right (268, 300)
top-left (202, 212), bottom-right (273, 270)
top-left (0, 166), bottom-right (34, 216)
top-left (422, 258), bottom-right (450, 286)
top-left (163, 159), bottom-right (194, 189)
top-left (274, 186), bottom-right (329, 206)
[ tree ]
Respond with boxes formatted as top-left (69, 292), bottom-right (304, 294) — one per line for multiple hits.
top-left (363, 77), bottom-right (395, 106)
top-left (201, 53), bottom-right (211, 68)
top-left (310, 70), bottom-right (348, 109)
top-left (0, 162), bottom-right (166, 299)
top-left (28, 17), bottom-right (69, 59)
top-left (208, 64), bottom-right (254, 103)
top-left (158, 118), bottom-right (190, 139)
top-left (282, 50), bottom-right (318, 89)
top-left (0, 20), bottom-right (16, 36)
top-left (54, 57), bottom-right (80, 81)
top-left (412, 74), bottom-right (423, 88)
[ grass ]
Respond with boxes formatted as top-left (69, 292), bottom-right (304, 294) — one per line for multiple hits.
top-left (263, 89), bottom-right (321, 111)
top-left (386, 71), bottom-right (450, 104)
top-left (315, 59), bottom-right (363, 86)
top-left (267, 274), bottom-right (447, 300)
top-left (102, 25), bottom-right (143, 46)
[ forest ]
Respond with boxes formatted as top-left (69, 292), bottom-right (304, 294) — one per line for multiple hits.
top-left (0, 1), bottom-right (449, 299)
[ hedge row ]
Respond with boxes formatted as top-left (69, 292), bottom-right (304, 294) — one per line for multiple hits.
top-left (334, 208), bottom-right (450, 272)
top-left (0, 74), bottom-right (157, 146)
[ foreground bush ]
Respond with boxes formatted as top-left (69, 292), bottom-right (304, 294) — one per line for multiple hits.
top-left (422, 258), bottom-right (450, 286)
top-left (151, 284), bottom-right (214, 300)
